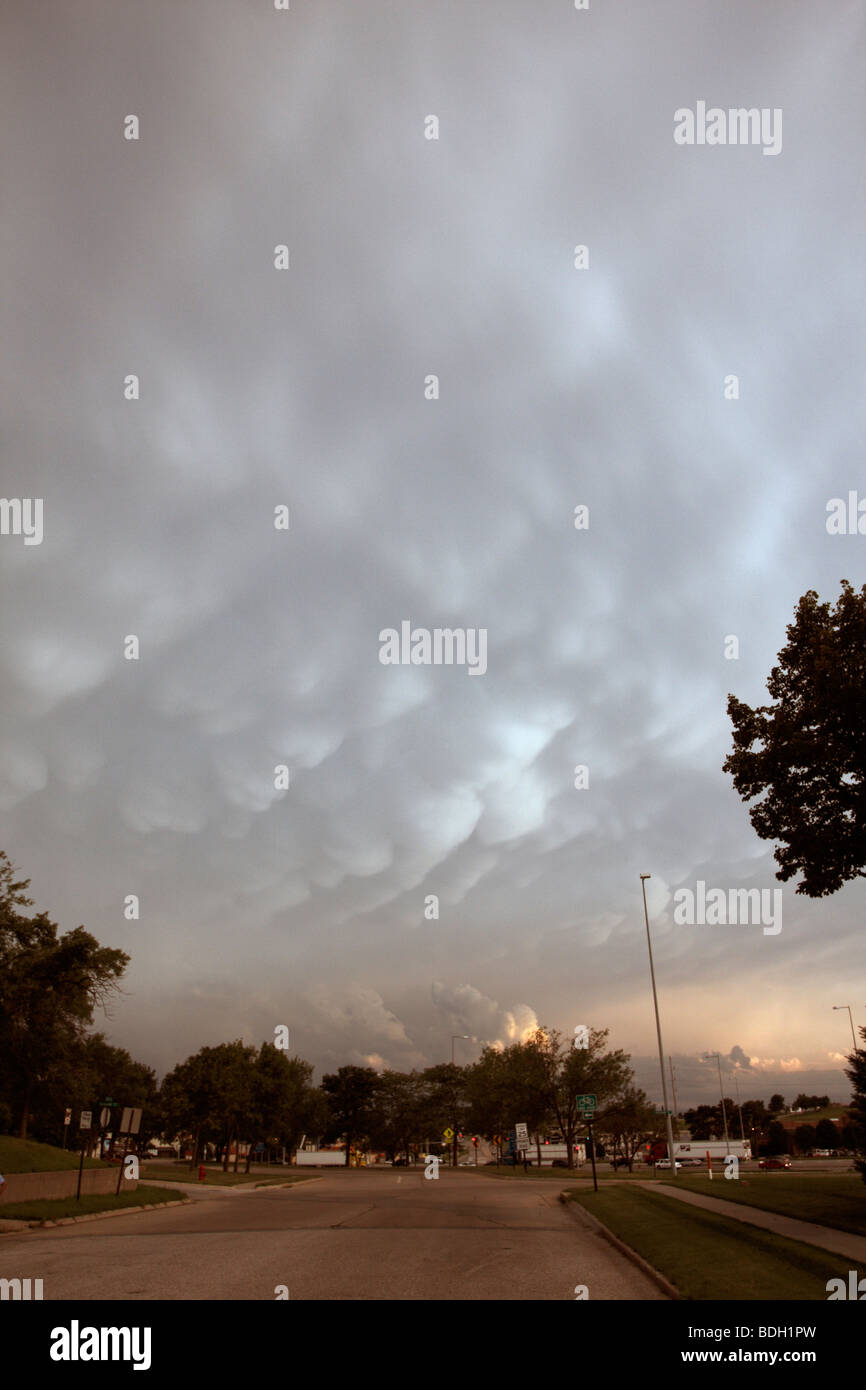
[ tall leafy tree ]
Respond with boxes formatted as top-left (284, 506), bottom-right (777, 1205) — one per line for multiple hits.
top-left (321, 1065), bottom-right (378, 1165)
top-left (0, 851), bottom-right (129, 1138)
top-left (525, 1027), bottom-right (633, 1170)
top-left (724, 581), bottom-right (866, 896)
top-left (844, 1027), bottom-right (866, 1185)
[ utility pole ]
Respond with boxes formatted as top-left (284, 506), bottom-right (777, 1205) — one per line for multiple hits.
top-left (668, 1056), bottom-right (679, 1132)
top-left (706, 1052), bottom-right (731, 1154)
top-left (640, 875), bottom-right (677, 1179)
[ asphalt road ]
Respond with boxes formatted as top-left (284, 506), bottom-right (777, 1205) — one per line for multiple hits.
top-left (1, 1169), bottom-right (665, 1301)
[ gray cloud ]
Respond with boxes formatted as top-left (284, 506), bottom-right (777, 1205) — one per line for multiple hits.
top-left (1, 1), bottom-right (863, 1098)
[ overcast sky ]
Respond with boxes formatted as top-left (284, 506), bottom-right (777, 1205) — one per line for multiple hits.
top-left (2, 0), bottom-right (864, 1109)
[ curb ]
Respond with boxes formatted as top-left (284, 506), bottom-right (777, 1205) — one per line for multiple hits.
top-left (559, 1191), bottom-right (680, 1300)
top-left (1, 1197), bottom-right (190, 1233)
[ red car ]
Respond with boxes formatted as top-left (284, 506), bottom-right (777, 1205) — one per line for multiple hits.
top-left (758, 1156), bottom-right (792, 1170)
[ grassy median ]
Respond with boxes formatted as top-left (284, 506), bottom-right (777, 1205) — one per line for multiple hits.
top-left (139, 1163), bottom-right (315, 1188)
top-left (570, 1185), bottom-right (857, 1300)
top-left (657, 1173), bottom-right (866, 1237)
top-left (0, 1184), bottom-right (183, 1223)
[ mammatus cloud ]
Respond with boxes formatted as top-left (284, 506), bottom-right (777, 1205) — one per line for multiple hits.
top-left (0, 2), bottom-right (862, 1095)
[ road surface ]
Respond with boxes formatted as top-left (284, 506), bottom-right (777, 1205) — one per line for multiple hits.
top-left (1, 1169), bottom-right (665, 1301)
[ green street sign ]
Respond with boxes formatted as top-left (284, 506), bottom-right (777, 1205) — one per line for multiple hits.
top-left (577, 1094), bottom-right (597, 1113)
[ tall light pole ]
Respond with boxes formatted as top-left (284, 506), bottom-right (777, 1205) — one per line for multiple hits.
top-left (706, 1052), bottom-right (731, 1154)
top-left (640, 875), bottom-right (677, 1178)
top-left (833, 1005), bottom-right (857, 1053)
top-left (668, 1056), bottom-right (680, 1133)
top-left (450, 1035), bottom-right (469, 1168)
top-left (732, 1070), bottom-right (747, 1145)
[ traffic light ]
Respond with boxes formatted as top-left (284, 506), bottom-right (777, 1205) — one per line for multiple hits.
top-left (471, 1136), bottom-right (479, 1147)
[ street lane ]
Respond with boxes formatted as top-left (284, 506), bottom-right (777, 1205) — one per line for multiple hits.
top-left (0, 1170), bottom-right (665, 1301)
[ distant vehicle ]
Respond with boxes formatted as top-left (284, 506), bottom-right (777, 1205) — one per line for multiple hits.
top-left (809, 1149), bottom-right (831, 1158)
top-left (678, 1157), bottom-right (705, 1168)
top-left (654, 1159), bottom-right (682, 1170)
top-left (758, 1156), bottom-right (792, 1170)
top-left (673, 1141), bottom-right (751, 1162)
top-left (296, 1149), bottom-right (346, 1167)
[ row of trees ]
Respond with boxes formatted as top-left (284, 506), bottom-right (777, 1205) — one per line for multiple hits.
top-left (3, 845), bottom-right (866, 1180)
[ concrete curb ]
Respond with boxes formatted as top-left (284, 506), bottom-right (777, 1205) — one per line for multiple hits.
top-left (559, 1191), bottom-right (680, 1300)
top-left (0, 1196), bottom-right (190, 1234)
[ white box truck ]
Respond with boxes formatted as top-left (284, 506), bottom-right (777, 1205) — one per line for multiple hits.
top-left (673, 1141), bottom-right (751, 1164)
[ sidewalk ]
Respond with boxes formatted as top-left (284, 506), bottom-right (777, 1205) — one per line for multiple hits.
top-left (641, 1182), bottom-right (866, 1263)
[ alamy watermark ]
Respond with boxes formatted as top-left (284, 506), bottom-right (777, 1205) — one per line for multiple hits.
top-left (673, 881), bottom-right (782, 936)
top-left (674, 102), bottom-right (782, 156)
top-left (0, 498), bottom-right (43, 545)
top-left (379, 622), bottom-right (487, 676)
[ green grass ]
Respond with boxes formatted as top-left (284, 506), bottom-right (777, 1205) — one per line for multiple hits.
top-left (659, 1173), bottom-right (866, 1237)
top-left (0, 1136), bottom-right (108, 1173)
top-left (570, 1186), bottom-right (858, 1300)
top-left (139, 1162), bottom-right (314, 1188)
top-left (472, 1164), bottom-right (657, 1180)
top-left (0, 1184), bottom-right (182, 1223)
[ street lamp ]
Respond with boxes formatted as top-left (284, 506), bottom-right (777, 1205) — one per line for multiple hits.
top-left (833, 1005), bottom-right (857, 1053)
top-left (640, 875), bottom-right (677, 1179)
top-left (731, 1070), bottom-right (747, 1146)
top-left (705, 1052), bottom-right (731, 1155)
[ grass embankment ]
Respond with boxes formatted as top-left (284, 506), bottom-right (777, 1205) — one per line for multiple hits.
top-left (659, 1173), bottom-right (866, 1237)
top-left (474, 1165), bottom-right (653, 1181)
top-left (0, 1136), bottom-right (108, 1173)
top-left (570, 1186), bottom-right (856, 1300)
top-left (139, 1162), bottom-right (313, 1188)
top-left (1, 1185), bottom-right (182, 1223)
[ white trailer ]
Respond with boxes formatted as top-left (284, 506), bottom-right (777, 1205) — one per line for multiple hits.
top-left (673, 1140), bottom-right (751, 1163)
top-left (295, 1149), bottom-right (346, 1166)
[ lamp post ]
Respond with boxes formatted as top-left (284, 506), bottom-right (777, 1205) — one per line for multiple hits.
top-left (732, 1070), bottom-right (747, 1146)
top-left (706, 1052), bottom-right (731, 1155)
top-left (833, 1005), bottom-right (857, 1053)
top-left (640, 875), bottom-right (677, 1179)
top-left (450, 1035), bottom-right (469, 1168)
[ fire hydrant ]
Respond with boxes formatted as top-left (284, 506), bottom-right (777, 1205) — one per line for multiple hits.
top-left (198, 1165), bottom-right (206, 1182)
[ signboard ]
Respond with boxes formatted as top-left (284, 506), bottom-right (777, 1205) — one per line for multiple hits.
top-left (515, 1123), bottom-right (529, 1148)
top-left (119, 1107), bottom-right (143, 1135)
top-left (79, 1110), bottom-right (92, 1130)
top-left (443, 1127), bottom-right (454, 1140)
top-left (64, 1108), bottom-right (72, 1126)
top-left (100, 1107), bottom-right (111, 1128)
top-left (576, 1094), bottom-right (597, 1113)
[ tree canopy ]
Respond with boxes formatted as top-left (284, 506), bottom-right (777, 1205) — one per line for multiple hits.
top-left (724, 580), bottom-right (866, 896)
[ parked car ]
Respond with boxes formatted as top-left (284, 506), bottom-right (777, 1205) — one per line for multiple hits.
top-left (758, 1156), bottom-right (792, 1170)
top-left (678, 1157), bottom-right (704, 1168)
top-left (654, 1159), bottom-right (682, 1170)
top-left (809, 1149), bottom-right (831, 1158)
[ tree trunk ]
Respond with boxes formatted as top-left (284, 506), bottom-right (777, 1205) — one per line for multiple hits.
top-left (18, 1080), bottom-right (33, 1140)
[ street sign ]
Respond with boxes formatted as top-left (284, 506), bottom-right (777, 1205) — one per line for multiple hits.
top-left (443, 1127), bottom-right (454, 1140)
top-left (515, 1123), bottom-right (529, 1147)
top-left (119, 1107), bottom-right (142, 1135)
top-left (100, 1107), bottom-right (111, 1128)
top-left (577, 1094), bottom-right (597, 1113)
top-left (79, 1110), bottom-right (92, 1130)
top-left (64, 1108), bottom-right (72, 1126)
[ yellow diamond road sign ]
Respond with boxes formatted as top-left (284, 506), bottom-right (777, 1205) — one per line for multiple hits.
top-left (443, 1127), bottom-right (454, 1140)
